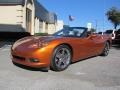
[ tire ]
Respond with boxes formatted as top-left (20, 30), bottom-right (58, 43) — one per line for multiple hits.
top-left (101, 42), bottom-right (110, 56)
top-left (51, 45), bottom-right (72, 71)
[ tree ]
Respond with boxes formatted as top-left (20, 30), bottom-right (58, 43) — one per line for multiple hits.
top-left (90, 28), bottom-right (96, 32)
top-left (106, 7), bottom-right (120, 29)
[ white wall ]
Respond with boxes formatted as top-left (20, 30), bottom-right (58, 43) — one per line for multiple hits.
top-left (34, 21), bottom-right (57, 34)
top-left (56, 20), bottom-right (64, 31)
top-left (0, 1), bottom-right (56, 35)
top-left (24, 0), bottom-right (35, 35)
top-left (34, 18), bottom-right (40, 33)
top-left (42, 21), bottom-right (46, 33)
top-left (48, 24), bottom-right (56, 34)
top-left (0, 5), bottom-right (24, 32)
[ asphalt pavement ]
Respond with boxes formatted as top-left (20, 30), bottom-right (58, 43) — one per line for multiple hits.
top-left (0, 41), bottom-right (120, 90)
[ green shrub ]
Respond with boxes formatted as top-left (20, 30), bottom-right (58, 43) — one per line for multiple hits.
top-left (35, 33), bottom-right (48, 36)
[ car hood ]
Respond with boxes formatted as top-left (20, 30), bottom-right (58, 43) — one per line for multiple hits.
top-left (12, 36), bottom-right (61, 50)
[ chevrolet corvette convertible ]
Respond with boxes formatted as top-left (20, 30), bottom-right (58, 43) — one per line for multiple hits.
top-left (11, 27), bottom-right (111, 71)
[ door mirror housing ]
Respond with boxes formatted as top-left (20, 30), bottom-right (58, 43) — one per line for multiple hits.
top-left (89, 34), bottom-right (97, 39)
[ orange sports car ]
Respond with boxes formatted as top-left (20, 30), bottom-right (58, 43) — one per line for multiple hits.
top-left (11, 27), bottom-right (111, 71)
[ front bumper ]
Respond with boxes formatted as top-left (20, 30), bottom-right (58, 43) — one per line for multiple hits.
top-left (11, 47), bottom-right (52, 68)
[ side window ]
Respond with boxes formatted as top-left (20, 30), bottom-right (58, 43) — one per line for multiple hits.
top-left (72, 29), bottom-right (84, 37)
top-left (69, 31), bottom-right (74, 36)
top-left (57, 31), bottom-right (64, 36)
top-left (81, 30), bottom-right (90, 38)
top-left (87, 31), bottom-right (92, 37)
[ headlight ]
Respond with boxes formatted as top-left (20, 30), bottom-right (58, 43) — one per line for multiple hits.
top-left (28, 41), bottom-right (49, 48)
top-left (28, 43), bottom-right (38, 48)
top-left (39, 41), bottom-right (49, 47)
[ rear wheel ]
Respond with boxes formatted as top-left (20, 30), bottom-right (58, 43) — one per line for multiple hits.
top-left (101, 42), bottom-right (110, 56)
top-left (51, 45), bottom-right (72, 71)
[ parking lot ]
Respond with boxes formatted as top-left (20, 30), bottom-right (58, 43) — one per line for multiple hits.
top-left (0, 41), bottom-right (120, 90)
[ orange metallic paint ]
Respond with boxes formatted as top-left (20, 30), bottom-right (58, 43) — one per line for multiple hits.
top-left (11, 34), bottom-right (111, 68)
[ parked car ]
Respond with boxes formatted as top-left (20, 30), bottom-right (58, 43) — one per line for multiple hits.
top-left (98, 32), bottom-right (104, 35)
top-left (105, 30), bottom-right (116, 40)
top-left (11, 27), bottom-right (111, 71)
top-left (114, 29), bottom-right (120, 44)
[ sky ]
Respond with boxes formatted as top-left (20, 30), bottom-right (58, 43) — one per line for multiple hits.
top-left (38, 0), bottom-right (120, 32)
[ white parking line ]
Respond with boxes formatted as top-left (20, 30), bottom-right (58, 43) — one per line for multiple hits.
top-left (75, 72), bottom-right (86, 75)
top-left (0, 48), bottom-right (10, 51)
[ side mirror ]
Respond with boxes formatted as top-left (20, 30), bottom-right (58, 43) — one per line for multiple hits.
top-left (89, 34), bottom-right (97, 39)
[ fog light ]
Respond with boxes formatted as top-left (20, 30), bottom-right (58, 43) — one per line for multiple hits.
top-left (29, 58), bottom-right (39, 63)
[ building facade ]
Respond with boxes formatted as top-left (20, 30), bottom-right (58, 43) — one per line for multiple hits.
top-left (56, 20), bottom-right (64, 32)
top-left (0, 0), bottom-right (57, 35)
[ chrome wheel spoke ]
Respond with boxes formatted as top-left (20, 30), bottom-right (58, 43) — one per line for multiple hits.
top-left (104, 44), bottom-right (109, 55)
top-left (56, 52), bottom-right (62, 58)
top-left (62, 55), bottom-right (69, 64)
top-left (57, 59), bottom-right (63, 67)
top-left (55, 48), bottom-right (71, 69)
top-left (61, 48), bottom-right (66, 55)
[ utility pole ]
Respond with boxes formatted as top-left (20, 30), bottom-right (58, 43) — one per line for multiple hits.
top-left (95, 20), bottom-right (98, 31)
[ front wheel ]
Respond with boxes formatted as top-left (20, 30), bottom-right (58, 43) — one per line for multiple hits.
top-left (101, 42), bottom-right (110, 56)
top-left (51, 45), bottom-right (72, 71)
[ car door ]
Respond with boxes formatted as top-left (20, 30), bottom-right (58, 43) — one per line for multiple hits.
top-left (81, 36), bottom-right (97, 56)
top-left (72, 34), bottom-right (99, 62)
top-left (83, 34), bottom-right (104, 56)
top-left (89, 34), bottom-right (105, 55)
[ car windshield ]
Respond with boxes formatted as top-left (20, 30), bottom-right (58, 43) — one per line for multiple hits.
top-left (53, 27), bottom-right (87, 37)
top-left (105, 30), bottom-right (113, 34)
top-left (98, 32), bottom-right (102, 34)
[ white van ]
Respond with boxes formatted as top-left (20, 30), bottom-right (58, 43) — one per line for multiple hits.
top-left (105, 30), bottom-right (116, 40)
